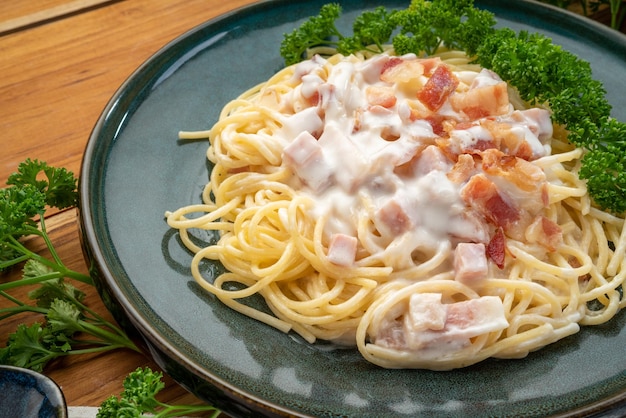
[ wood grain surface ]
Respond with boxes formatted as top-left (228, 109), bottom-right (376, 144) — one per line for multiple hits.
top-left (0, 0), bottom-right (258, 414)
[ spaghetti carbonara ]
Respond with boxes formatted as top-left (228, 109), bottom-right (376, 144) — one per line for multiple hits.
top-left (166, 50), bottom-right (626, 370)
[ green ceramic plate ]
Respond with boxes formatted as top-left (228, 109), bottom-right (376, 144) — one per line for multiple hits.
top-left (79, 1), bottom-right (626, 416)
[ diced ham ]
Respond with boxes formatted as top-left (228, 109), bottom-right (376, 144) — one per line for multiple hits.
top-left (376, 198), bottom-right (413, 235)
top-left (399, 293), bottom-right (509, 351)
top-left (448, 209), bottom-right (491, 244)
top-left (405, 293), bottom-right (447, 333)
top-left (525, 216), bottom-right (563, 251)
top-left (280, 106), bottom-right (324, 139)
top-left (454, 242), bottom-right (488, 284)
top-left (282, 131), bottom-right (332, 192)
top-left (327, 233), bottom-right (358, 266)
top-left (442, 296), bottom-right (508, 338)
top-left (405, 144), bottom-right (452, 177)
top-left (417, 64), bottom-right (459, 111)
top-left (380, 57), bottom-right (403, 76)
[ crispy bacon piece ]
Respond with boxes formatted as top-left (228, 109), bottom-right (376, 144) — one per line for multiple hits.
top-left (480, 148), bottom-right (547, 194)
top-left (461, 174), bottom-right (520, 228)
top-left (447, 154), bottom-right (476, 184)
top-left (380, 57), bottom-right (404, 76)
top-left (486, 227), bottom-right (507, 269)
top-left (450, 80), bottom-right (509, 120)
top-left (417, 64), bottom-right (459, 111)
top-left (424, 115), bottom-right (446, 136)
top-left (366, 85), bottom-right (397, 108)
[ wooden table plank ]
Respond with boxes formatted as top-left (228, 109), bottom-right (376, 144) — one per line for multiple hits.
top-left (0, 0), bottom-right (258, 414)
top-left (0, 0), bottom-right (257, 182)
top-left (0, 0), bottom-right (121, 36)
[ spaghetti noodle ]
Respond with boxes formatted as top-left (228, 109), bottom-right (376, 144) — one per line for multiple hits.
top-left (166, 50), bottom-right (626, 370)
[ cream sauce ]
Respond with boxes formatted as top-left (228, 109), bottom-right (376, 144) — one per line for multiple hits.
top-left (280, 53), bottom-right (553, 271)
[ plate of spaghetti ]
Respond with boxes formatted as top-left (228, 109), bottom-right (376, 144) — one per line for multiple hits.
top-left (80, 0), bottom-right (626, 416)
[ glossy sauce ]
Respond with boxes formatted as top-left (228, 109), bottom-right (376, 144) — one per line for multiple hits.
top-left (280, 53), bottom-right (554, 272)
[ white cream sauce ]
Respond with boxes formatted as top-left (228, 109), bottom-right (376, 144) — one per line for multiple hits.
top-left (279, 53), bottom-right (553, 271)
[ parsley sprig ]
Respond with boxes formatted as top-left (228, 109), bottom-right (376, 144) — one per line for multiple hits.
top-left (0, 159), bottom-right (140, 372)
top-left (97, 367), bottom-right (221, 418)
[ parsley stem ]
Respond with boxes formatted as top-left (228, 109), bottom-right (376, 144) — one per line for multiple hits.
top-left (78, 320), bottom-right (141, 352)
top-left (0, 304), bottom-right (48, 320)
top-left (154, 403), bottom-right (222, 418)
top-left (2, 235), bottom-right (93, 285)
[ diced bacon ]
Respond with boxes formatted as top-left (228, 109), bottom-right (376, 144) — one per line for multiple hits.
top-left (380, 58), bottom-right (425, 95)
top-left (485, 192), bottom-right (520, 228)
top-left (327, 233), bottom-right (358, 266)
top-left (482, 110), bottom-right (553, 160)
top-left (376, 198), bottom-right (413, 235)
top-left (380, 57), bottom-right (404, 77)
top-left (454, 243), bottom-right (488, 284)
top-left (525, 216), bottom-right (563, 251)
top-left (400, 293), bottom-right (508, 351)
top-left (417, 64), bottom-right (459, 111)
top-left (366, 85), bottom-right (397, 108)
top-left (480, 148), bottom-right (547, 194)
top-left (424, 115), bottom-right (446, 136)
top-left (450, 80), bottom-right (509, 120)
top-left (420, 57), bottom-right (442, 75)
top-left (282, 131), bottom-right (332, 192)
top-left (447, 153), bottom-right (476, 183)
top-left (461, 174), bottom-right (520, 228)
top-left (486, 227), bottom-right (506, 269)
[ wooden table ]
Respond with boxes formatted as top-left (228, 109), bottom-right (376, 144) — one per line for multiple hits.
top-left (0, 0), bottom-right (259, 415)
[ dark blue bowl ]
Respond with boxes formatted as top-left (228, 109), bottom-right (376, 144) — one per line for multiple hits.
top-left (0, 366), bottom-right (67, 418)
